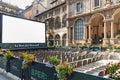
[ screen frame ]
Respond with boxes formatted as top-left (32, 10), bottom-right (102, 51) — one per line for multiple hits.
top-left (0, 13), bottom-right (47, 49)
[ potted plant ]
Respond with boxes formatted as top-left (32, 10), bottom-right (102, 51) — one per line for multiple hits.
top-left (4, 50), bottom-right (14, 65)
top-left (48, 56), bottom-right (60, 66)
top-left (0, 49), bottom-right (4, 56)
top-left (19, 52), bottom-right (27, 59)
top-left (21, 53), bottom-right (35, 69)
top-left (106, 63), bottom-right (117, 74)
top-left (105, 62), bottom-right (120, 78)
top-left (55, 62), bottom-right (75, 80)
top-left (112, 69), bottom-right (120, 80)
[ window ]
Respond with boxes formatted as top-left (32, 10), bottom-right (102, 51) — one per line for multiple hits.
top-left (74, 19), bottom-right (84, 40)
top-left (77, 3), bottom-right (81, 12)
top-left (48, 35), bottom-right (54, 46)
top-left (55, 34), bottom-right (60, 46)
top-left (55, 9), bottom-right (60, 15)
top-left (55, 17), bottom-right (61, 29)
top-left (36, 10), bottom-right (39, 14)
top-left (94, 0), bottom-right (99, 7)
top-left (50, 18), bottom-right (54, 29)
top-left (62, 6), bottom-right (66, 12)
top-left (62, 15), bottom-right (66, 27)
top-left (49, 11), bottom-right (53, 17)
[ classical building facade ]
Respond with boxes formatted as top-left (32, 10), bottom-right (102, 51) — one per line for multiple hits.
top-left (35, 0), bottom-right (120, 46)
top-left (0, 1), bottom-right (22, 16)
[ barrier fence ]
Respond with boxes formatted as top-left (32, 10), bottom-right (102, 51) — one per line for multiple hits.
top-left (0, 55), bottom-right (113, 80)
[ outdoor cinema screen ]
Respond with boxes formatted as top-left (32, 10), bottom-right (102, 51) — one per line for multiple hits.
top-left (2, 15), bottom-right (45, 43)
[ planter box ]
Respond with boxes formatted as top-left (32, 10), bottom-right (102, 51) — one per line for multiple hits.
top-left (0, 55), bottom-right (5, 69)
top-left (9, 57), bottom-right (22, 78)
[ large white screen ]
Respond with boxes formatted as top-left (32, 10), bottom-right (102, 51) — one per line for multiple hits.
top-left (2, 15), bottom-right (45, 43)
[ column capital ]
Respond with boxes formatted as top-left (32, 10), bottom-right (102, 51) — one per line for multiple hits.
top-left (103, 19), bottom-right (113, 22)
top-left (84, 22), bottom-right (91, 26)
top-left (84, 23), bottom-right (88, 26)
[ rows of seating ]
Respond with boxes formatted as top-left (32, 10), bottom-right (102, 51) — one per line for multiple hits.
top-left (13, 48), bottom-right (104, 67)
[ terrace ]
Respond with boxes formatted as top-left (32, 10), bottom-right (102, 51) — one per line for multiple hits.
top-left (0, 46), bottom-right (120, 80)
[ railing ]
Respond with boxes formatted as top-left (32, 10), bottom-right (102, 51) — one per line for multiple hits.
top-left (0, 55), bottom-right (114, 80)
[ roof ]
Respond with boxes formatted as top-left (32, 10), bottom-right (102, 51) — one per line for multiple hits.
top-left (20, 5), bottom-right (33, 14)
top-left (35, 1), bottom-right (66, 17)
top-left (0, 1), bottom-right (22, 11)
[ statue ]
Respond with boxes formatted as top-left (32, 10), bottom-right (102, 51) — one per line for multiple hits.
top-left (106, 0), bottom-right (111, 4)
top-left (106, 0), bottom-right (112, 7)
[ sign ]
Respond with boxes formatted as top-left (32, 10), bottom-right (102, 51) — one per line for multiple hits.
top-left (1, 43), bottom-right (47, 49)
top-left (31, 62), bottom-right (56, 80)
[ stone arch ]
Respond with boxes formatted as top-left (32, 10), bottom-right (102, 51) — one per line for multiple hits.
top-left (112, 8), bottom-right (120, 38)
top-left (73, 18), bottom-right (84, 26)
top-left (113, 8), bottom-right (120, 23)
top-left (89, 13), bottom-right (105, 23)
top-left (89, 13), bottom-right (105, 44)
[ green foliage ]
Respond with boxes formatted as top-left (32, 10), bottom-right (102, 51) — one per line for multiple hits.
top-left (55, 62), bottom-right (75, 80)
top-left (20, 53), bottom-right (35, 69)
top-left (116, 34), bottom-right (120, 39)
top-left (4, 50), bottom-right (14, 65)
top-left (48, 56), bottom-right (60, 65)
top-left (106, 62), bottom-right (117, 74)
top-left (19, 52), bottom-right (27, 58)
top-left (112, 69), bottom-right (120, 80)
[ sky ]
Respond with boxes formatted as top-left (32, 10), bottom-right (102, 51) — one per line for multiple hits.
top-left (2, 0), bottom-right (34, 9)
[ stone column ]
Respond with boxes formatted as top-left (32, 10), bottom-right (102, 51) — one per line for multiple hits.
top-left (111, 20), bottom-right (114, 39)
top-left (104, 21), bottom-right (107, 39)
top-left (66, 27), bottom-right (69, 46)
top-left (53, 35), bottom-right (56, 46)
top-left (60, 35), bottom-right (62, 46)
top-left (72, 26), bottom-right (75, 44)
top-left (103, 20), bottom-right (109, 45)
top-left (110, 20), bottom-right (115, 44)
top-left (66, 3), bottom-right (70, 46)
top-left (88, 24), bottom-right (92, 43)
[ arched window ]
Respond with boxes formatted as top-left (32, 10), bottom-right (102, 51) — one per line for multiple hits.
top-left (55, 34), bottom-right (60, 46)
top-left (62, 15), bottom-right (67, 27)
top-left (74, 19), bottom-right (84, 40)
top-left (55, 17), bottom-right (61, 29)
top-left (62, 34), bottom-right (67, 46)
top-left (49, 18), bottom-right (54, 29)
top-left (48, 35), bottom-right (54, 46)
